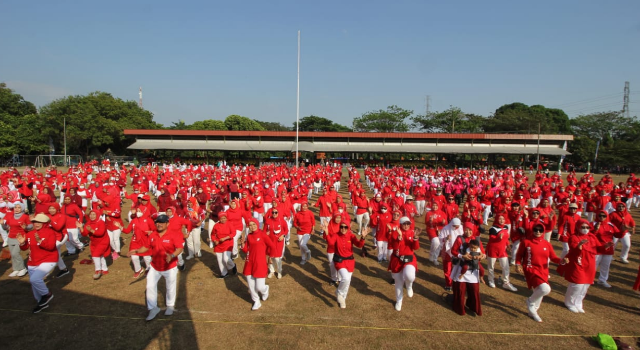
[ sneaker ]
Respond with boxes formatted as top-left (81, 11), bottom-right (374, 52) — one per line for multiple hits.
top-left (566, 306), bottom-right (580, 313)
top-left (177, 264), bottom-right (185, 271)
top-left (217, 274), bottom-right (228, 279)
top-left (300, 260), bottom-right (307, 265)
top-left (93, 271), bottom-right (102, 280)
top-left (577, 308), bottom-right (585, 314)
top-left (209, 242), bottom-right (214, 249)
top-left (251, 301), bottom-right (262, 311)
top-left (526, 298), bottom-right (542, 322)
top-left (433, 260), bottom-right (440, 267)
top-left (2, 240), bottom-right (7, 247)
top-left (286, 241), bottom-right (290, 246)
top-left (276, 272), bottom-right (282, 279)
top-left (395, 301), bottom-right (402, 311)
top-left (267, 271), bottom-right (274, 279)
top-left (196, 251), bottom-right (201, 258)
top-left (9, 270), bottom-right (19, 277)
top-left (597, 280), bottom-right (612, 288)
top-left (33, 304), bottom-right (49, 314)
top-left (231, 266), bottom-right (237, 275)
top-left (146, 306), bottom-right (161, 321)
top-left (620, 259), bottom-right (630, 264)
top-left (164, 306), bottom-right (174, 316)
top-left (444, 286), bottom-right (452, 292)
top-left (17, 268), bottom-right (28, 277)
top-left (112, 252), bottom-right (119, 260)
top-left (407, 287), bottom-right (414, 298)
top-left (329, 280), bottom-right (338, 287)
top-left (133, 269), bottom-right (145, 279)
top-left (185, 255), bottom-right (194, 260)
top-left (389, 279), bottom-right (395, 285)
top-left (337, 293), bottom-right (346, 309)
top-left (56, 269), bottom-right (70, 278)
top-left (101, 270), bottom-right (109, 275)
top-left (261, 285), bottom-right (270, 301)
top-left (488, 281), bottom-right (495, 288)
top-left (503, 283), bottom-right (518, 292)
top-left (231, 254), bottom-right (238, 260)
top-left (38, 293), bottom-right (54, 306)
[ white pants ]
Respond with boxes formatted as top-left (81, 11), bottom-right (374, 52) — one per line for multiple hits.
top-left (595, 254), bottom-right (613, 282)
top-left (146, 266), bottom-right (178, 310)
top-left (65, 228), bottom-right (83, 253)
top-left (56, 236), bottom-right (69, 270)
top-left (487, 257), bottom-right (510, 284)
top-left (263, 202), bottom-right (272, 213)
top-left (528, 283), bottom-right (551, 311)
top-left (0, 226), bottom-right (8, 243)
top-left (252, 212), bottom-right (264, 228)
top-left (529, 198), bottom-right (540, 209)
top-left (337, 268), bottom-right (353, 299)
top-left (132, 255), bottom-right (152, 272)
top-left (269, 257), bottom-right (283, 274)
top-left (186, 227), bottom-right (202, 257)
top-left (415, 200), bottom-right (426, 216)
top-left (93, 257), bottom-right (108, 272)
top-left (392, 265), bottom-right (416, 303)
top-left (511, 240), bottom-right (521, 263)
top-left (565, 283), bottom-right (590, 310)
top-left (232, 230), bottom-right (242, 256)
top-left (207, 219), bottom-right (216, 238)
top-left (216, 251), bottom-right (236, 276)
top-left (376, 241), bottom-right (389, 261)
top-left (107, 229), bottom-right (121, 253)
top-left (298, 234), bottom-right (311, 260)
top-left (586, 212), bottom-right (594, 222)
top-left (544, 231), bottom-right (552, 243)
top-left (356, 212), bottom-right (370, 235)
top-left (28, 262), bottom-right (56, 301)
top-left (560, 242), bottom-right (570, 259)
top-left (430, 237), bottom-right (441, 262)
top-left (327, 253), bottom-right (339, 282)
top-left (333, 181), bottom-right (340, 191)
top-left (612, 232), bottom-right (631, 260)
top-left (481, 204), bottom-right (492, 225)
top-left (246, 275), bottom-right (268, 302)
top-left (320, 216), bottom-right (330, 229)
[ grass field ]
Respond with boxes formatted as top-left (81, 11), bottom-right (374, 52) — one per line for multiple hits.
top-left (1, 170), bottom-right (639, 350)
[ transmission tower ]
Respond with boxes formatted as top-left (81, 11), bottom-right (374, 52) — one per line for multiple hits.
top-left (139, 86), bottom-right (143, 108)
top-left (623, 81), bottom-right (629, 118)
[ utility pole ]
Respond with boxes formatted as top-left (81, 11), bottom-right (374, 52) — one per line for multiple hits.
top-left (139, 87), bottom-right (143, 108)
top-left (623, 81), bottom-right (630, 118)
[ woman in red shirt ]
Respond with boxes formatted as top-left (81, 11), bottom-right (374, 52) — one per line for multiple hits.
top-left (2, 201), bottom-right (31, 277)
top-left (47, 203), bottom-right (69, 278)
top-left (486, 215), bottom-right (517, 291)
top-left (516, 223), bottom-right (565, 322)
top-left (321, 212), bottom-right (345, 286)
top-left (264, 208), bottom-right (288, 279)
top-left (388, 217), bottom-right (420, 311)
top-left (211, 213), bottom-right (237, 278)
top-left (354, 191), bottom-right (370, 236)
top-left (118, 207), bottom-right (154, 279)
top-left (225, 200), bottom-right (244, 259)
top-left (77, 210), bottom-right (111, 280)
top-left (241, 218), bottom-right (275, 310)
top-left (333, 224), bottom-right (368, 309)
top-left (593, 210), bottom-right (621, 288)
top-left (17, 213), bottom-right (58, 313)
top-left (293, 203), bottom-right (315, 265)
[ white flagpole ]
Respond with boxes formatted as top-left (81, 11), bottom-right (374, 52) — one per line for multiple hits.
top-left (296, 30), bottom-right (300, 168)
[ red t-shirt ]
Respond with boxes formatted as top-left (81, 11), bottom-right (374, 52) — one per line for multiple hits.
top-left (149, 230), bottom-right (183, 271)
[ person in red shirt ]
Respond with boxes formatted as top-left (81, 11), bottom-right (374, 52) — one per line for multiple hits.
top-left (321, 213), bottom-right (346, 286)
top-left (314, 188), bottom-right (333, 228)
top-left (2, 202), bottom-right (31, 277)
top-left (133, 214), bottom-right (184, 321)
top-left (592, 210), bottom-right (621, 288)
top-left (353, 191), bottom-right (370, 236)
top-left (264, 208), bottom-right (288, 279)
top-left (375, 203), bottom-right (392, 262)
top-left (389, 217), bottom-right (420, 311)
top-left (46, 203), bottom-right (69, 278)
top-left (293, 203), bottom-right (315, 264)
top-left (77, 210), bottom-right (111, 280)
top-left (211, 212), bottom-right (237, 278)
top-left (562, 219), bottom-right (613, 313)
top-left (333, 224), bottom-right (369, 309)
top-left (425, 202), bottom-right (447, 266)
top-left (608, 202), bottom-right (636, 264)
top-left (450, 223), bottom-right (485, 316)
top-left (118, 207), bottom-right (154, 279)
top-left (485, 215), bottom-right (517, 291)
top-left (516, 223), bottom-right (566, 322)
top-left (61, 196), bottom-right (85, 256)
top-left (241, 218), bottom-right (275, 310)
top-left (17, 213), bottom-right (58, 313)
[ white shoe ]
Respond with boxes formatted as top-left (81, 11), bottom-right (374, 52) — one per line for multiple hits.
top-left (337, 293), bottom-right (346, 309)
top-left (146, 307), bottom-right (161, 321)
top-left (286, 241), bottom-right (290, 246)
top-left (17, 268), bottom-right (28, 277)
top-left (276, 272), bottom-right (282, 279)
top-left (597, 280), bottom-right (612, 288)
top-left (209, 242), bottom-right (214, 249)
top-left (300, 260), bottom-right (306, 265)
top-left (2, 241), bottom-right (7, 248)
top-left (267, 271), bottom-right (274, 279)
top-left (567, 306), bottom-right (580, 313)
top-left (164, 307), bottom-right (174, 316)
top-left (395, 301), bottom-right (402, 311)
top-left (407, 287), bottom-right (414, 298)
top-left (577, 308), bottom-right (585, 313)
top-left (252, 301), bottom-right (262, 310)
top-left (503, 283), bottom-right (518, 292)
top-left (261, 285), bottom-right (270, 301)
top-left (196, 251), bottom-right (201, 258)
top-left (433, 260), bottom-right (440, 267)
top-left (9, 270), bottom-right (19, 277)
top-left (488, 281), bottom-right (495, 288)
top-left (620, 259), bottom-right (630, 264)
top-left (526, 299), bottom-right (542, 322)
top-left (185, 255), bottom-right (194, 260)
top-left (510, 261), bottom-right (516, 266)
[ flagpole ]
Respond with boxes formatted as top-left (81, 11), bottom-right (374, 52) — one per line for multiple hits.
top-left (296, 30), bottom-right (300, 168)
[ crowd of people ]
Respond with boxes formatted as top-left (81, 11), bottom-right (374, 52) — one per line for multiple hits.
top-left (1, 161), bottom-right (639, 322)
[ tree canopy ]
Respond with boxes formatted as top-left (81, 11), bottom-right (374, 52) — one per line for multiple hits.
top-left (484, 102), bottom-right (571, 134)
top-left (352, 105), bottom-right (411, 132)
top-left (295, 115), bottom-right (351, 132)
top-left (411, 106), bottom-right (484, 133)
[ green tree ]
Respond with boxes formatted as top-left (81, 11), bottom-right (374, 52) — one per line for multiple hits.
top-left (168, 120), bottom-right (190, 130)
top-left (411, 106), bottom-right (485, 133)
top-left (352, 105), bottom-right (411, 132)
top-left (189, 119), bottom-right (226, 130)
top-left (0, 82), bottom-right (37, 117)
top-left (224, 115), bottom-right (265, 131)
top-left (484, 103), bottom-right (570, 134)
top-left (255, 120), bottom-right (291, 131)
top-left (295, 115), bottom-right (351, 132)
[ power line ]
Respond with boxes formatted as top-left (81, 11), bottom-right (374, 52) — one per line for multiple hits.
top-left (565, 102), bottom-right (622, 114)
top-left (550, 92), bottom-right (622, 108)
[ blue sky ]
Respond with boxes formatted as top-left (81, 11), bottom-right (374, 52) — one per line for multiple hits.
top-left (2, 0), bottom-right (639, 128)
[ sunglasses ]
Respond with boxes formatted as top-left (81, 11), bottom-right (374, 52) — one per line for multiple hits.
top-left (532, 212), bottom-right (540, 215)
top-left (340, 225), bottom-right (349, 229)
top-left (598, 215), bottom-right (607, 217)
top-left (533, 229), bottom-right (543, 233)
top-left (401, 222), bottom-right (411, 225)
top-left (272, 211), bottom-right (278, 214)
top-left (580, 226), bottom-right (590, 229)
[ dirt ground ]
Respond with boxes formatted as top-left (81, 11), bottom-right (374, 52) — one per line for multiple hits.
top-left (1, 169), bottom-right (639, 350)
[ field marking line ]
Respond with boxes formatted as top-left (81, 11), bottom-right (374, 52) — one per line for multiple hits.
top-left (2, 308), bottom-right (638, 338)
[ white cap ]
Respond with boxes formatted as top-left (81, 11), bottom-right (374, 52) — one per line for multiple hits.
top-left (399, 217), bottom-right (411, 224)
top-left (451, 218), bottom-right (462, 226)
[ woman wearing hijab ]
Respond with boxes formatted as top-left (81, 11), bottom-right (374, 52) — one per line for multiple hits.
top-left (225, 200), bottom-right (244, 260)
top-left (375, 203), bottom-right (392, 263)
top-left (33, 187), bottom-right (55, 215)
top-left (592, 210), bottom-right (621, 288)
top-left (293, 202), bottom-right (315, 265)
top-left (1, 202), bottom-right (31, 277)
top-left (240, 218), bottom-right (275, 310)
top-left (321, 212), bottom-right (344, 286)
top-left (439, 217), bottom-right (463, 292)
top-left (264, 207), bottom-right (288, 279)
top-left (389, 217), bottom-right (420, 311)
top-left (77, 210), bottom-right (111, 280)
top-left (47, 203), bottom-right (69, 278)
top-left (450, 222), bottom-right (484, 316)
top-left (562, 219), bottom-right (613, 313)
top-left (516, 222), bottom-right (565, 322)
top-left (16, 213), bottom-right (58, 313)
top-left (332, 224), bottom-right (369, 309)
top-left (211, 212), bottom-right (237, 278)
top-left (118, 207), bottom-right (154, 279)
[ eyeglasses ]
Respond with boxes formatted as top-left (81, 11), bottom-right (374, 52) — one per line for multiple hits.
top-left (401, 222), bottom-right (411, 225)
top-left (532, 212), bottom-right (540, 215)
top-left (272, 211), bottom-right (278, 214)
top-left (533, 229), bottom-right (543, 233)
top-left (580, 226), bottom-right (590, 229)
top-left (340, 226), bottom-right (349, 229)
top-left (598, 214), bottom-right (607, 218)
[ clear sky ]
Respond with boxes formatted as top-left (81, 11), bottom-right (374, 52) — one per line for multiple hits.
top-left (2, 0), bottom-right (639, 128)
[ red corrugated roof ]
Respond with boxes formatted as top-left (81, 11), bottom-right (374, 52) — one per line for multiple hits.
top-left (123, 129), bottom-right (573, 141)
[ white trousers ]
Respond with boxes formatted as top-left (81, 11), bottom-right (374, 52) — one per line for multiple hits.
top-left (511, 240), bottom-right (521, 263)
top-left (337, 268), bottom-right (353, 299)
top-left (565, 283), bottom-right (590, 310)
top-left (595, 254), bottom-right (613, 282)
top-left (216, 251), bottom-right (236, 276)
top-left (430, 237), bottom-right (441, 262)
top-left (146, 266), bottom-right (178, 310)
top-left (612, 233), bottom-right (631, 260)
top-left (560, 242), bottom-right (570, 259)
top-left (327, 253), bottom-right (339, 282)
top-left (28, 262), bottom-right (56, 301)
top-left (481, 204), bottom-right (492, 225)
top-left (107, 229), bottom-right (121, 253)
top-left (529, 198), bottom-right (541, 209)
top-left (65, 228), bottom-right (83, 253)
top-left (392, 265), bottom-right (416, 303)
top-left (544, 231), bottom-right (552, 243)
top-left (268, 257), bottom-right (283, 274)
top-left (232, 230), bottom-right (242, 256)
top-left (246, 275), bottom-right (267, 302)
top-left (319, 216), bottom-right (331, 229)
top-left (376, 241), bottom-right (389, 261)
top-left (415, 200), bottom-right (426, 216)
top-left (487, 256), bottom-right (510, 284)
top-left (528, 283), bottom-right (551, 311)
top-left (356, 212), bottom-right (370, 235)
top-left (0, 226), bottom-right (8, 243)
top-left (298, 234), bottom-right (311, 260)
top-left (207, 219), bottom-right (216, 238)
top-left (56, 236), bottom-right (69, 270)
top-left (186, 227), bottom-right (202, 257)
top-left (132, 255), bottom-right (152, 272)
top-left (92, 257), bottom-right (108, 272)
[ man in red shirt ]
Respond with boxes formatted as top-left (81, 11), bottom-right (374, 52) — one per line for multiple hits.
top-left (609, 203), bottom-right (636, 263)
top-left (132, 214), bottom-right (184, 321)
